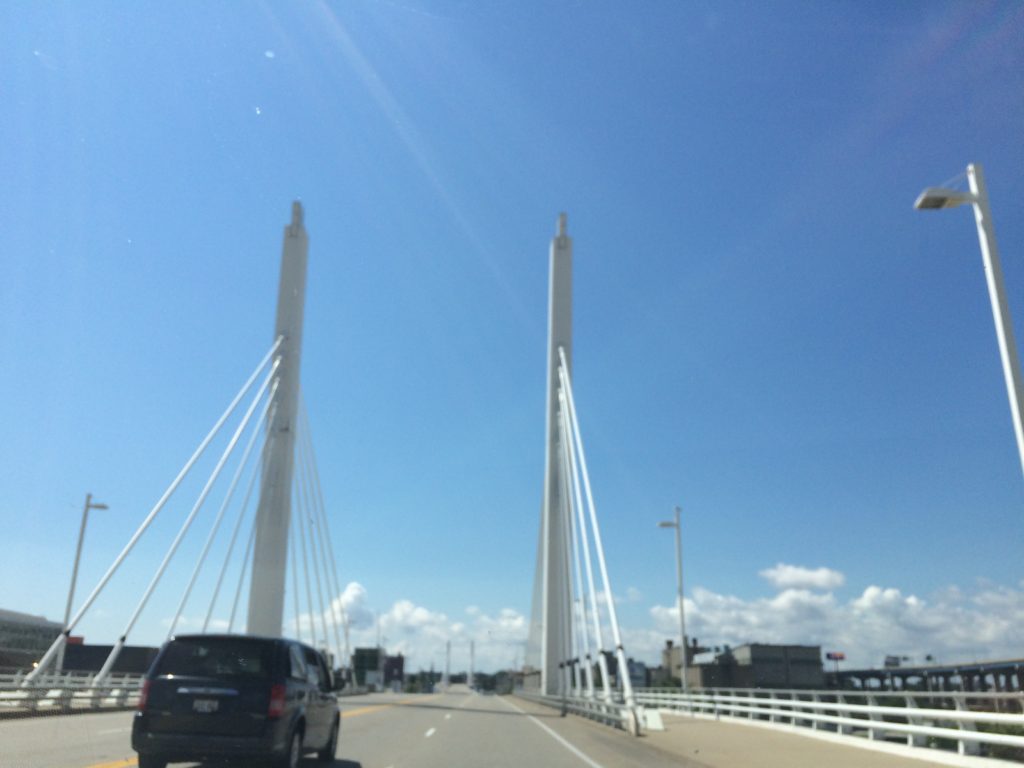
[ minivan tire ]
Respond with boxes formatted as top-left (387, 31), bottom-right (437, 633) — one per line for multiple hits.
top-left (277, 729), bottom-right (302, 768)
top-left (137, 755), bottom-right (167, 768)
top-left (317, 718), bottom-right (339, 762)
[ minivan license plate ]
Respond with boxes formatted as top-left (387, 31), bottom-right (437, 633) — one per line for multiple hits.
top-left (192, 699), bottom-right (219, 713)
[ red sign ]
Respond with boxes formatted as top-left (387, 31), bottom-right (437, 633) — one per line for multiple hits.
top-left (67, 636), bottom-right (84, 645)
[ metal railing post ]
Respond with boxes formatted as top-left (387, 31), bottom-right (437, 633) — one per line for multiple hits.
top-left (904, 694), bottom-right (927, 747)
top-left (954, 696), bottom-right (982, 756)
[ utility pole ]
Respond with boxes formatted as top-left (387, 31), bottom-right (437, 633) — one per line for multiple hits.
top-left (916, 164), bottom-right (1024, 480)
top-left (444, 640), bottom-right (451, 690)
top-left (658, 505), bottom-right (688, 693)
top-left (57, 494), bottom-right (108, 674)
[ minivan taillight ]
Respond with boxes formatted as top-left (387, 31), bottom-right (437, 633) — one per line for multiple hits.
top-left (267, 684), bottom-right (286, 719)
top-left (137, 679), bottom-right (152, 712)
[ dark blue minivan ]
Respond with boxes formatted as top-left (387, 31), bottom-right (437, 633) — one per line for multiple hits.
top-left (132, 634), bottom-right (339, 768)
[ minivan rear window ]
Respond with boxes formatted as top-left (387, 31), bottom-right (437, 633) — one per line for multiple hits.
top-left (154, 638), bottom-right (274, 679)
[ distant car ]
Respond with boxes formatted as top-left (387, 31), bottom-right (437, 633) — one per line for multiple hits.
top-left (131, 634), bottom-right (339, 768)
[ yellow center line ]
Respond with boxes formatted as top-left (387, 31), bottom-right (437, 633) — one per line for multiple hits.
top-left (84, 760), bottom-right (136, 768)
top-left (342, 693), bottom-right (439, 718)
top-left (342, 703), bottom-right (394, 718)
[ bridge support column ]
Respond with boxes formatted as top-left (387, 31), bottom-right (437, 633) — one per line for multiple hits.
top-left (247, 202), bottom-right (309, 637)
top-left (539, 214), bottom-right (573, 696)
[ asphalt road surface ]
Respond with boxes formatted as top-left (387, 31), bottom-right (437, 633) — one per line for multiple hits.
top-left (0, 687), bottom-right (950, 768)
top-left (1, 687), bottom-right (694, 768)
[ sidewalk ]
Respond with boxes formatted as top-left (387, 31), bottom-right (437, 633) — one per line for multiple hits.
top-left (642, 711), bottom-right (987, 768)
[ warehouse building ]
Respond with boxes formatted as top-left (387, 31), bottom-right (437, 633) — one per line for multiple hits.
top-left (0, 608), bottom-right (63, 670)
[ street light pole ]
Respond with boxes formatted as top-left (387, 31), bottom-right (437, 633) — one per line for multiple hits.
top-left (916, 163), bottom-right (1024, 480)
top-left (658, 506), bottom-right (688, 693)
top-left (57, 493), bottom-right (108, 674)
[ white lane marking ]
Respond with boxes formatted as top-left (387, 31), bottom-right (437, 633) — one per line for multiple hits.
top-left (97, 727), bottom-right (131, 735)
top-left (500, 697), bottom-right (607, 768)
top-left (444, 713), bottom-right (452, 720)
top-left (425, 727), bottom-right (436, 738)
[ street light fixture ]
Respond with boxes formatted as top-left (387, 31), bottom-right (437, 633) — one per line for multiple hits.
top-left (915, 163), bottom-right (1024, 480)
top-left (658, 505), bottom-right (688, 693)
top-left (913, 188), bottom-right (976, 210)
top-left (56, 493), bottom-right (108, 674)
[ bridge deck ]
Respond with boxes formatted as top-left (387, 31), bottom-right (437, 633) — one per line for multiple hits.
top-left (0, 687), bottom-right (1005, 768)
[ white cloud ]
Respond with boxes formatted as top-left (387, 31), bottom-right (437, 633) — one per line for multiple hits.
top-left (384, 599), bottom-right (448, 633)
top-left (594, 587), bottom-right (644, 606)
top-left (336, 581), bottom-right (374, 629)
top-left (373, 600), bottom-right (527, 671)
top-left (640, 579), bottom-right (1024, 668)
top-left (759, 563), bottom-right (845, 591)
top-left (286, 583), bottom-right (528, 672)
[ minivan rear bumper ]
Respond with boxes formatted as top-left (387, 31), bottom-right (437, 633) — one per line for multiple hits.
top-left (132, 714), bottom-right (290, 761)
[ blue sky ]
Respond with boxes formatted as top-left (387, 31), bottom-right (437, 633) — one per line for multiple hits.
top-left (2, 1), bottom-right (1023, 672)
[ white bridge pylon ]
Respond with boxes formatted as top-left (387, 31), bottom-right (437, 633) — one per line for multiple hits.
top-left (527, 215), bottom-right (637, 712)
top-left (23, 203), bottom-right (348, 688)
top-left (247, 202), bottom-right (308, 637)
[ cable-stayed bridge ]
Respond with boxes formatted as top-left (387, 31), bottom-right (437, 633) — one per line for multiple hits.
top-left (523, 214), bottom-right (637, 717)
top-left (5, 205), bottom-right (1023, 768)
top-left (23, 203), bottom-right (349, 688)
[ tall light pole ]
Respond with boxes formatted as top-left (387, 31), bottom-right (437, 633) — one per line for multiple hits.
top-left (916, 163), bottom-right (1024, 480)
top-left (658, 505), bottom-right (688, 693)
top-left (57, 493), bottom-right (108, 673)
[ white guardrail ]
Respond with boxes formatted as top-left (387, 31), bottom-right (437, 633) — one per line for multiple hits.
top-left (0, 672), bottom-right (144, 715)
top-left (516, 689), bottom-right (644, 735)
top-left (0, 671), bottom-right (367, 716)
top-left (635, 687), bottom-right (1024, 761)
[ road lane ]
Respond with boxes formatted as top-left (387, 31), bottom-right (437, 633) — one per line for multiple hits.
top-left (1, 710), bottom-right (137, 768)
top-left (336, 688), bottom-right (701, 768)
top-left (1, 689), bottom-right (949, 768)
top-left (0, 691), bottom-right (698, 768)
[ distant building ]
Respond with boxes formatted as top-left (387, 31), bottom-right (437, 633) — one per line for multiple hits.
top-left (383, 654), bottom-right (405, 687)
top-left (626, 658), bottom-right (648, 689)
top-left (62, 643), bottom-right (159, 674)
top-left (690, 643), bottom-right (823, 689)
top-left (602, 651), bottom-right (618, 686)
top-left (353, 647), bottom-right (383, 688)
top-left (661, 638), bottom-right (710, 684)
top-left (0, 608), bottom-right (62, 670)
